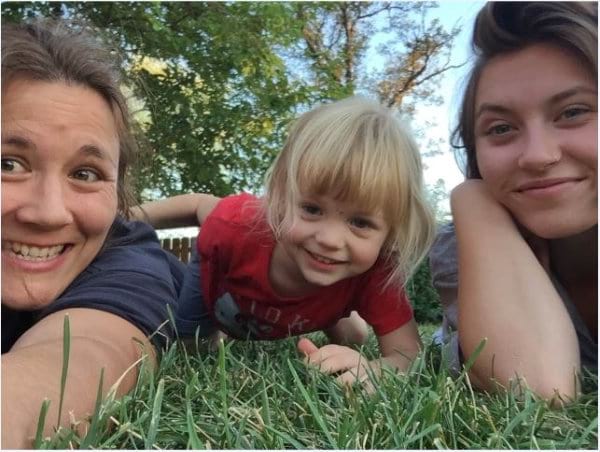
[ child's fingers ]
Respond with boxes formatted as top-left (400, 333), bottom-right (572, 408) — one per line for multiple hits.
top-left (336, 369), bottom-right (376, 394)
top-left (317, 354), bottom-right (355, 374)
top-left (302, 343), bottom-right (343, 365)
top-left (297, 337), bottom-right (319, 356)
top-left (305, 345), bottom-right (362, 373)
top-left (336, 367), bottom-right (363, 385)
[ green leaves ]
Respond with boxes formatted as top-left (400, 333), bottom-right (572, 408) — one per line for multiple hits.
top-left (2, 1), bottom-right (459, 202)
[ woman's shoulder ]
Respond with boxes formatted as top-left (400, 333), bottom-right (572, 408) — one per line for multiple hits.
top-left (40, 217), bottom-right (185, 348)
top-left (429, 222), bottom-right (458, 289)
top-left (88, 216), bottom-right (186, 281)
top-left (108, 216), bottom-right (161, 247)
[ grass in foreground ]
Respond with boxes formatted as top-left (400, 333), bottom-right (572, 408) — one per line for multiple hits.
top-left (38, 326), bottom-right (597, 449)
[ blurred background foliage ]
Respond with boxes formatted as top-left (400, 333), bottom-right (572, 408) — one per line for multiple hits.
top-left (3, 1), bottom-right (453, 320)
top-left (2, 1), bottom-right (459, 210)
top-left (406, 258), bottom-right (442, 323)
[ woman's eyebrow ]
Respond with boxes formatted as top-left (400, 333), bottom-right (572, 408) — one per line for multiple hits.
top-left (1, 135), bottom-right (117, 167)
top-left (80, 144), bottom-right (118, 168)
top-left (475, 103), bottom-right (511, 120)
top-left (476, 86), bottom-right (598, 119)
top-left (547, 86), bottom-right (598, 105)
top-left (1, 134), bottom-right (34, 149)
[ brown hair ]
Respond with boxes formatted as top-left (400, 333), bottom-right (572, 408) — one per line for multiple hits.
top-left (452, 1), bottom-right (598, 178)
top-left (1, 19), bottom-right (138, 216)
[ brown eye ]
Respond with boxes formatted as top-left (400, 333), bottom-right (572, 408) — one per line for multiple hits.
top-left (300, 203), bottom-right (322, 216)
top-left (486, 123), bottom-right (513, 136)
top-left (1, 157), bottom-right (27, 173)
top-left (349, 217), bottom-right (373, 229)
top-left (71, 168), bottom-right (101, 182)
top-left (560, 106), bottom-right (590, 120)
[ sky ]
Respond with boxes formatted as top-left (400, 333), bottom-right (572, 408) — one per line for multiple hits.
top-left (411, 0), bottom-right (487, 211)
top-left (158, 1), bottom-right (488, 237)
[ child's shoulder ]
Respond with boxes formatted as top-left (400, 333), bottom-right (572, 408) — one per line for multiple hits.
top-left (357, 259), bottom-right (404, 295)
top-left (208, 192), bottom-right (265, 228)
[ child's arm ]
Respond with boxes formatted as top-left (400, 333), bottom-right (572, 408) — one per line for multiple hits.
top-left (376, 319), bottom-right (422, 371)
top-left (131, 194), bottom-right (221, 229)
top-left (297, 320), bottom-right (421, 388)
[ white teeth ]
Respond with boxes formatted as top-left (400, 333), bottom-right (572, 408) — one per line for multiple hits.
top-left (3, 241), bottom-right (65, 261)
top-left (310, 252), bottom-right (339, 264)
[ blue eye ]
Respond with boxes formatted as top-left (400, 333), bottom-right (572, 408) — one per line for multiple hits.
top-left (71, 168), bottom-right (101, 182)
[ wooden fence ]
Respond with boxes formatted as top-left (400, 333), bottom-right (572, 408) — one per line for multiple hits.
top-left (160, 236), bottom-right (196, 263)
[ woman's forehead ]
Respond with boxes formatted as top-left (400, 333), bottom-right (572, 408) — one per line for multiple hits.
top-left (476, 43), bottom-right (596, 107)
top-left (2, 79), bottom-right (120, 163)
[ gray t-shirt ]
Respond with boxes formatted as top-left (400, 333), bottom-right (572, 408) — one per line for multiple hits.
top-left (429, 222), bottom-right (597, 372)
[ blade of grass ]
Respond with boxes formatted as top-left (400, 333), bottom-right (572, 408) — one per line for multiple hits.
top-left (262, 424), bottom-right (305, 448)
top-left (144, 378), bottom-right (165, 449)
top-left (456, 338), bottom-right (486, 384)
top-left (217, 338), bottom-right (233, 444)
top-left (79, 369), bottom-right (105, 449)
top-left (185, 373), bottom-right (203, 449)
top-left (33, 399), bottom-right (51, 449)
top-left (185, 403), bottom-right (203, 449)
top-left (571, 416), bottom-right (599, 449)
top-left (260, 378), bottom-right (272, 426)
top-left (233, 414), bottom-right (250, 448)
top-left (47, 427), bottom-right (77, 449)
top-left (57, 314), bottom-right (71, 429)
top-left (287, 359), bottom-right (337, 448)
top-left (404, 423), bottom-right (442, 448)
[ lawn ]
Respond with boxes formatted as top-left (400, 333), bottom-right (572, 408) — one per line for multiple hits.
top-left (37, 324), bottom-right (597, 449)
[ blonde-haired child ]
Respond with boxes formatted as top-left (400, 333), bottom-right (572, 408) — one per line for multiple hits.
top-left (135, 96), bottom-right (436, 385)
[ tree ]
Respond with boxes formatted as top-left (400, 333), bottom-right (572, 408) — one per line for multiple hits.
top-left (2, 1), bottom-right (460, 200)
top-left (289, 2), bottom-right (461, 111)
top-left (3, 1), bottom-right (309, 199)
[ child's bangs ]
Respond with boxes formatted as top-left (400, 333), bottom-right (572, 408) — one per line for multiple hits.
top-left (295, 130), bottom-right (407, 217)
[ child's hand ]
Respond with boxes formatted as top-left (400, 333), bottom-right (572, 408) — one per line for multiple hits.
top-left (297, 338), bottom-right (375, 389)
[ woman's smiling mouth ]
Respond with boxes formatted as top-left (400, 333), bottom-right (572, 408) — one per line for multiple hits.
top-left (515, 177), bottom-right (585, 197)
top-left (2, 241), bottom-right (66, 261)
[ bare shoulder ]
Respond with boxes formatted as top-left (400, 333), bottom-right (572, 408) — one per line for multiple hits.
top-left (12, 308), bottom-right (154, 361)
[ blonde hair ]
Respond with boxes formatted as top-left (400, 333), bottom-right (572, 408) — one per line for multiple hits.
top-left (264, 96), bottom-right (436, 288)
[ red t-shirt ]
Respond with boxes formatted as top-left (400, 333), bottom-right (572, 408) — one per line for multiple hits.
top-left (198, 193), bottom-right (412, 339)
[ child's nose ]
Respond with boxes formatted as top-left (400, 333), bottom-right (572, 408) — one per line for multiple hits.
top-left (314, 223), bottom-right (344, 249)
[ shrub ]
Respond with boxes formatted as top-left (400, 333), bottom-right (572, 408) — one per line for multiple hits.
top-left (406, 258), bottom-right (442, 324)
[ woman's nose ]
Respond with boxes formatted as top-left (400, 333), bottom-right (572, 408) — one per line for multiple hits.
top-left (518, 127), bottom-right (562, 171)
top-left (15, 177), bottom-right (74, 228)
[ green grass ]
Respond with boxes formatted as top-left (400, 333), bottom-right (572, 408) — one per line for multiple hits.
top-left (39, 325), bottom-right (597, 449)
